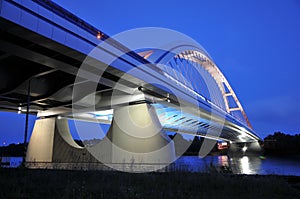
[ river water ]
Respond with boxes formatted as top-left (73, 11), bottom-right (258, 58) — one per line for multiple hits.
top-left (173, 155), bottom-right (300, 176)
top-left (2, 155), bottom-right (300, 176)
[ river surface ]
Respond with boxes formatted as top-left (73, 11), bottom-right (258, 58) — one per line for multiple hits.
top-left (173, 155), bottom-right (300, 176)
top-left (2, 155), bottom-right (300, 176)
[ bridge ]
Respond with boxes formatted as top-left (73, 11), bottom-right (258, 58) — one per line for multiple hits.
top-left (0, 0), bottom-right (261, 171)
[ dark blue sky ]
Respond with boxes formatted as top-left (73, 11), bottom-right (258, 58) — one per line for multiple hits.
top-left (1, 0), bottom-right (300, 145)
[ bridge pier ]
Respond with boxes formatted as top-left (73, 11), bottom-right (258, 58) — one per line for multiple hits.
top-left (26, 117), bottom-right (97, 168)
top-left (107, 103), bottom-right (176, 165)
top-left (26, 103), bottom-right (176, 171)
top-left (228, 141), bottom-right (262, 157)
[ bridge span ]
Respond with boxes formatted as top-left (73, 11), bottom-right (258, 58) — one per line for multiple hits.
top-left (0, 0), bottom-right (261, 171)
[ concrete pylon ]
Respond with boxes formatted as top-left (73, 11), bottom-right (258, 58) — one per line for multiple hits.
top-left (26, 117), bottom-right (56, 163)
top-left (26, 118), bottom-right (96, 166)
top-left (107, 103), bottom-right (176, 164)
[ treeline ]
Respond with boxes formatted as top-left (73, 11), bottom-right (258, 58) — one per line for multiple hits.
top-left (0, 140), bottom-right (86, 157)
top-left (0, 143), bottom-right (27, 157)
top-left (168, 134), bottom-right (220, 156)
top-left (263, 132), bottom-right (300, 155)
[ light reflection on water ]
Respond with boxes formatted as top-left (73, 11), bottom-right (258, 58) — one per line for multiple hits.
top-left (230, 156), bottom-right (262, 175)
top-left (173, 155), bottom-right (300, 176)
top-left (1, 157), bottom-right (22, 168)
top-left (239, 156), bottom-right (252, 174)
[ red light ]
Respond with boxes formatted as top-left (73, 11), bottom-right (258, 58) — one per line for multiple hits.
top-left (97, 32), bottom-right (102, 39)
top-left (217, 142), bottom-right (228, 150)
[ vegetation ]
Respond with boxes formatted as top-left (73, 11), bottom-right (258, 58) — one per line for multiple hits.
top-left (0, 168), bottom-right (299, 199)
top-left (168, 134), bottom-right (220, 156)
top-left (264, 132), bottom-right (300, 155)
top-left (0, 143), bottom-right (26, 157)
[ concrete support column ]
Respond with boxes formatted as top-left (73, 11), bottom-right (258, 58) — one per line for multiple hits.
top-left (26, 118), bottom-right (56, 163)
top-left (26, 117), bottom-right (94, 166)
top-left (107, 103), bottom-right (176, 164)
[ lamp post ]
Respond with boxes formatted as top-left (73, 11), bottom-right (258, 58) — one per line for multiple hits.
top-left (22, 80), bottom-right (31, 166)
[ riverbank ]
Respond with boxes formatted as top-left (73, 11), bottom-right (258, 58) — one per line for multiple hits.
top-left (0, 168), bottom-right (299, 199)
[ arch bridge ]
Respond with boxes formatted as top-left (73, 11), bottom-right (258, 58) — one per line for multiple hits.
top-left (0, 0), bottom-right (261, 170)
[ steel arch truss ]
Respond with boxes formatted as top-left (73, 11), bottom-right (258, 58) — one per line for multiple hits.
top-left (169, 50), bottom-right (252, 129)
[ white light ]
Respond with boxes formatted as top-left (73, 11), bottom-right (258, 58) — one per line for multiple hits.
top-left (238, 135), bottom-right (246, 142)
top-left (242, 146), bottom-right (247, 152)
top-left (240, 156), bottom-right (252, 174)
top-left (93, 109), bottom-right (114, 116)
top-left (57, 116), bottom-right (62, 120)
top-left (221, 142), bottom-right (227, 146)
top-left (167, 99), bottom-right (171, 103)
top-left (17, 111), bottom-right (21, 114)
top-left (18, 107), bottom-right (21, 111)
top-left (96, 116), bottom-right (109, 120)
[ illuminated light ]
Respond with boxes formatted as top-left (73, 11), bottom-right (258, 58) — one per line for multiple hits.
top-left (18, 107), bottom-right (21, 111)
top-left (57, 116), bottom-right (62, 120)
top-left (238, 135), bottom-right (246, 142)
top-left (17, 110), bottom-right (21, 114)
top-left (137, 50), bottom-right (154, 59)
top-left (167, 98), bottom-right (171, 103)
top-left (93, 109), bottom-right (114, 116)
top-left (240, 127), bottom-right (247, 132)
top-left (221, 142), bottom-right (228, 146)
top-left (138, 86), bottom-right (144, 91)
top-left (97, 31), bottom-right (102, 39)
top-left (240, 156), bottom-right (252, 174)
top-left (242, 146), bottom-right (247, 152)
top-left (217, 142), bottom-right (228, 150)
top-left (218, 155), bottom-right (229, 167)
top-left (96, 116), bottom-right (109, 121)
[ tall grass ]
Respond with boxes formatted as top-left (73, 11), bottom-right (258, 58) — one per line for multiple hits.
top-left (0, 168), bottom-right (299, 199)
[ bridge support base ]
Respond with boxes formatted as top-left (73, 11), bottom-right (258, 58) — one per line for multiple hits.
top-left (26, 103), bottom-right (176, 171)
top-left (26, 117), bottom-right (96, 167)
top-left (107, 103), bottom-right (176, 165)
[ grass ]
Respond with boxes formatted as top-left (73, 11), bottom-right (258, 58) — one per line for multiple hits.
top-left (0, 168), bottom-right (300, 199)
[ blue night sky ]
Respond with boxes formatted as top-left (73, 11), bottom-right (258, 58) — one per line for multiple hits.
top-left (1, 0), bottom-right (300, 145)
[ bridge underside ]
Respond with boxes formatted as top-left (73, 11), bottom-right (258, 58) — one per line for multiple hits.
top-left (0, 17), bottom-right (134, 114)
